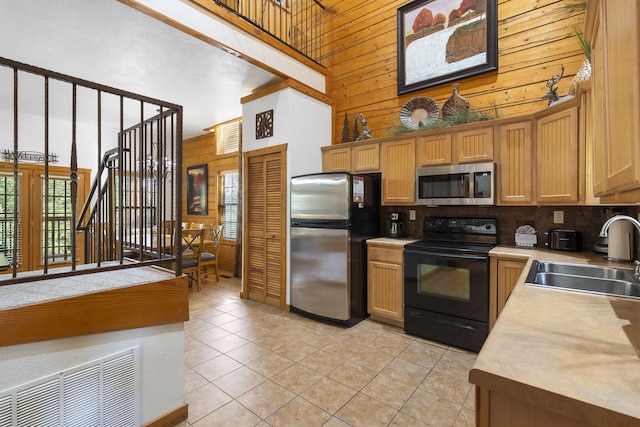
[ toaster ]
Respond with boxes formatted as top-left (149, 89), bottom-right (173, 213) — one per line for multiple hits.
top-left (545, 229), bottom-right (582, 251)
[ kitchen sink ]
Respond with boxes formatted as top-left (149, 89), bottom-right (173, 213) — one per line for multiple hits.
top-left (525, 260), bottom-right (640, 299)
top-left (533, 261), bottom-right (631, 280)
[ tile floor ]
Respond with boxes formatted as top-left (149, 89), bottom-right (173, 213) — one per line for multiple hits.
top-left (178, 273), bottom-right (477, 427)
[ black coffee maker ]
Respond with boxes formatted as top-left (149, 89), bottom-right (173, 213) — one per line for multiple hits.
top-left (387, 212), bottom-right (406, 238)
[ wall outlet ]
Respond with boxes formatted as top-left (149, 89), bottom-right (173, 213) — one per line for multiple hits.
top-left (409, 210), bottom-right (416, 221)
top-left (554, 210), bottom-right (564, 224)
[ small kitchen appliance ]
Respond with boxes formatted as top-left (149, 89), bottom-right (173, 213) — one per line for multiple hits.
top-left (545, 229), bottom-right (582, 251)
top-left (387, 212), bottom-right (406, 238)
top-left (416, 162), bottom-right (495, 206)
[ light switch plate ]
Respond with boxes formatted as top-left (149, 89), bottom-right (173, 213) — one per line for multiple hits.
top-left (554, 210), bottom-right (564, 224)
top-left (409, 210), bottom-right (416, 221)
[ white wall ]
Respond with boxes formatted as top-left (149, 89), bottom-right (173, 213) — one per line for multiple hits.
top-left (242, 87), bottom-right (331, 304)
top-left (135, 0), bottom-right (326, 94)
top-left (0, 324), bottom-right (185, 425)
top-left (0, 110), bottom-right (104, 172)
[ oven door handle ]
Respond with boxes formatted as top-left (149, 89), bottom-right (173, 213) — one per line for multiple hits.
top-left (404, 250), bottom-right (488, 261)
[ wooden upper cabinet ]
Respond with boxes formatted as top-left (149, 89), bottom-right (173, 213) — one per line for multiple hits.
top-left (322, 142), bottom-right (380, 173)
top-left (587, 0), bottom-right (640, 196)
top-left (352, 143), bottom-right (380, 172)
top-left (417, 134), bottom-right (452, 166)
top-left (590, 9), bottom-right (607, 197)
top-left (602, 0), bottom-right (640, 193)
top-left (456, 127), bottom-right (494, 163)
top-left (536, 107), bottom-right (580, 204)
top-left (416, 126), bottom-right (493, 166)
top-left (381, 138), bottom-right (416, 205)
top-left (498, 122), bottom-right (533, 205)
top-left (322, 146), bottom-right (351, 172)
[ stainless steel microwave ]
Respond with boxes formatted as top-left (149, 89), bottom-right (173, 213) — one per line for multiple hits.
top-left (416, 162), bottom-right (495, 206)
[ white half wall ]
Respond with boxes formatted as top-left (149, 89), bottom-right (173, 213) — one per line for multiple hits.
top-left (242, 87), bottom-right (331, 304)
top-left (0, 324), bottom-right (185, 425)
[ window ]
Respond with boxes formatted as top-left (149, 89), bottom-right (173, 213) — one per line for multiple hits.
top-left (219, 170), bottom-right (238, 241)
top-left (42, 177), bottom-right (73, 263)
top-left (216, 120), bottom-right (241, 155)
top-left (0, 164), bottom-right (89, 272)
top-left (0, 173), bottom-right (21, 266)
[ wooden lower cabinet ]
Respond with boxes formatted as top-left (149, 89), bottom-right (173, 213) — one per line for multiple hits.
top-left (489, 255), bottom-right (527, 329)
top-left (367, 242), bottom-right (404, 327)
top-left (476, 388), bottom-right (599, 427)
top-left (480, 253), bottom-right (527, 427)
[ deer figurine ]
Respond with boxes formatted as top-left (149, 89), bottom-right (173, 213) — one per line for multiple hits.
top-left (541, 65), bottom-right (565, 106)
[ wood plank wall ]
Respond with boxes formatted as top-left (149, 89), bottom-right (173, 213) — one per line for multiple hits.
top-left (320, 0), bottom-right (586, 144)
top-left (183, 132), bottom-right (239, 272)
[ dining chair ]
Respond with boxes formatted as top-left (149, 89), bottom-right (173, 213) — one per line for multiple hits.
top-left (200, 224), bottom-right (224, 282)
top-left (179, 227), bottom-right (204, 291)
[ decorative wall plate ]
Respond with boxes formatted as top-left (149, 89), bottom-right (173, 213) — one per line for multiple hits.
top-left (256, 109), bottom-right (274, 139)
top-left (399, 96), bottom-right (440, 129)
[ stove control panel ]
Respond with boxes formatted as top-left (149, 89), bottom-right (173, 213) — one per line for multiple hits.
top-left (423, 217), bottom-right (497, 236)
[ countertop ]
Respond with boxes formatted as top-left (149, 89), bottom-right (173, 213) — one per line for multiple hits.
top-left (366, 237), bottom-right (419, 247)
top-left (0, 264), bottom-right (177, 310)
top-left (471, 246), bottom-right (640, 425)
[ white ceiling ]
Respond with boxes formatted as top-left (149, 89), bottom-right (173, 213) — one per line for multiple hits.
top-left (0, 0), bottom-right (282, 138)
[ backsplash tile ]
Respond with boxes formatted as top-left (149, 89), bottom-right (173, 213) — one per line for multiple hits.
top-left (383, 206), bottom-right (639, 252)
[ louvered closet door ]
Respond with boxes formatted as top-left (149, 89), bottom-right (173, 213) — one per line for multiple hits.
top-left (245, 147), bottom-right (286, 308)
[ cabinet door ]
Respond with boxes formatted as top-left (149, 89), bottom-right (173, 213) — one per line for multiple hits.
top-left (498, 122), bottom-right (533, 205)
top-left (490, 256), bottom-right (527, 329)
top-left (244, 148), bottom-right (286, 309)
top-left (601, 0), bottom-right (640, 193)
top-left (381, 139), bottom-right (416, 205)
top-left (496, 259), bottom-right (526, 317)
top-left (590, 6), bottom-right (607, 197)
top-left (456, 127), bottom-right (494, 163)
top-left (368, 245), bottom-right (404, 326)
top-left (368, 259), bottom-right (404, 326)
top-left (417, 134), bottom-right (452, 166)
top-left (536, 107), bottom-right (580, 204)
top-left (352, 143), bottom-right (380, 172)
top-left (322, 147), bottom-right (351, 172)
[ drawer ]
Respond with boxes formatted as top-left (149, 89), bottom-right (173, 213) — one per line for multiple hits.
top-left (368, 246), bottom-right (403, 264)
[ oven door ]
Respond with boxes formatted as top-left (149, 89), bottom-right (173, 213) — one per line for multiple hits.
top-left (404, 248), bottom-right (489, 322)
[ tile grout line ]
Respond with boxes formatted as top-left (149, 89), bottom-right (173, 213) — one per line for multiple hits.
top-left (183, 277), bottom-right (477, 427)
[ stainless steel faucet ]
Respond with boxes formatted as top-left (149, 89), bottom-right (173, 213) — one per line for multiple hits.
top-left (598, 215), bottom-right (640, 274)
top-left (598, 214), bottom-right (640, 238)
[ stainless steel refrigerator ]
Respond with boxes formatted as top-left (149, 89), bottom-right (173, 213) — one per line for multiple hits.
top-left (290, 172), bottom-right (381, 326)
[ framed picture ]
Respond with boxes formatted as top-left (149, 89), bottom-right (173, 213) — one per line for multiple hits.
top-left (397, 0), bottom-right (498, 95)
top-left (186, 164), bottom-right (208, 215)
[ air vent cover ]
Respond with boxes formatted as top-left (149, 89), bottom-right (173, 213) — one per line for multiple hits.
top-left (0, 347), bottom-right (140, 426)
